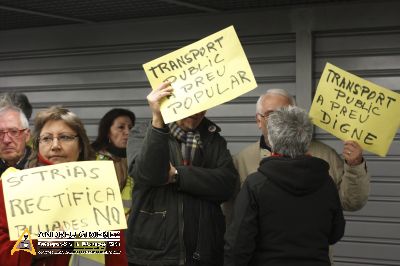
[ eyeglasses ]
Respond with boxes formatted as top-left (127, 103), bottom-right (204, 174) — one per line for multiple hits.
top-left (0, 128), bottom-right (27, 139)
top-left (39, 134), bottom-right (78, 145)
top-left (257, 111), bottom-right (274, 120)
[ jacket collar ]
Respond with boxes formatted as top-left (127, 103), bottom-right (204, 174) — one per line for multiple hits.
top-left (259, 135), bottom-right (272, 152)
top-left (0, 146), bottom-right (31, 174)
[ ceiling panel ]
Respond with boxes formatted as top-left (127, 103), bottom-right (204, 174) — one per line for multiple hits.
top-left (0, 7), bottom-right (75, 29)
top-left (0, 0), bottom-right (390, 31)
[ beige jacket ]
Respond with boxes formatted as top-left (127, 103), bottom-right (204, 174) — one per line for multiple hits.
top-left (223, 140), bottom-right (370, 224)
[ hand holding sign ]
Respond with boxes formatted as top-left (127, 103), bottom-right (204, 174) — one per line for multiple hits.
top-left (309, 63), bottom-right (400, 157)
top-left (342, 140), bottom-right (363, 166)
top-left (143, 25), bottom-right (257, 123)
top-left (147, 82), bottom-right (174, 128)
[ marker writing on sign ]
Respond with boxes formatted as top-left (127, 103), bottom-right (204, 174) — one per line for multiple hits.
top-left (148, 37), bottom-right (224, 79)
top-left (8, 187), bottom-right (117, 217)
top-left (6, 166), bottom-right (100, 188)
top-left (163, 53), bottom-right (225, 88)
top-left (319, 110), bottom-right (377, 145)
top-left (14, 219), bottom-right (89, 237)
top-left (326, 68), bottom-right (397, 109)
top-left (166, 70), bottom-right (251, 115)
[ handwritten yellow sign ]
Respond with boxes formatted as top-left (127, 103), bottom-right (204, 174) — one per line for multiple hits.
top-left (1, 161), bottom-right (127, 240)
top-left (143, 25), bottom-right (257, 123)
top-left (309, 63), bottom-right (400, 157)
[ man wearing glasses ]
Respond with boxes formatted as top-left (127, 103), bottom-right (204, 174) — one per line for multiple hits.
top-left (224, 88), bottom-right (370, 221)
top-left (224, 88), bottom-right (370, 264)
top-left (0, 104), bottom-right (31, 176)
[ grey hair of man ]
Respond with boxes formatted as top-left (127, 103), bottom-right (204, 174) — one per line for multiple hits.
top-left (0, 100), bottom-right (29, 129)
top-left (267, 106), bottom-right (313, 158)
top-left (1, 92), bottom-right (32, 120)
top-left (256, 88), bottom-right (296, 113)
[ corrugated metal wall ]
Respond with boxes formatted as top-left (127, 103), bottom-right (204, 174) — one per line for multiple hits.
top-left (314, 28), bottom-right (400, 265)
top-left (0, 1), bottom-right (399, 265)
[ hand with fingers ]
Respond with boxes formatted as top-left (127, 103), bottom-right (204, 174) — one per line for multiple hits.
top-left (342, 140), bottom-right (363, 166)
top-left (147, 82), bottom-right (174, 128)
top-left (168, 162), bottom-right (177, 184)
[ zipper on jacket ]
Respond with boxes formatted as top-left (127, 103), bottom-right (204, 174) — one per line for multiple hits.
top-left (178, 195), bottom-right (185, 265)
top-left (171, 133), bottom-right (186, 265)
top-left (139, 210), bottom-right (166, 218)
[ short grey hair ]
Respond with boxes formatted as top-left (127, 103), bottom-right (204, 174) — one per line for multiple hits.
top-left (256, 88), bottom-right (296, 113)
top-left (267, 106), bottom-right (313, 158)
top-left (0, 98), bottom-right (29, 129)
top-left (1, 92), bottom-right (32, 120)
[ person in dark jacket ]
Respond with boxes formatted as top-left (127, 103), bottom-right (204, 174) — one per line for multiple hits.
top-left (224, 106), bottom-right (345, 266)
top-left (126, 82), bottom-right (238, 266)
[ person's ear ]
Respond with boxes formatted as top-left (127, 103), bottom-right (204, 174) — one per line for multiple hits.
top-left (25, 129), bottom-right (31, 144)
top-left (255, 114), bottom-right (263, 129)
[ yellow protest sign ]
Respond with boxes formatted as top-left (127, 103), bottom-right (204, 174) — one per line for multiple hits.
top-left (143, 25), bottom-right (257, 123)
top-left (1, 161), bottom-right (127, 241)
top-left (309, 62), bottom-right (400, 157)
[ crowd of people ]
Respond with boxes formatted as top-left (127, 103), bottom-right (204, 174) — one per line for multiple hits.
top-left (0, 86), bottom-right (370, 266)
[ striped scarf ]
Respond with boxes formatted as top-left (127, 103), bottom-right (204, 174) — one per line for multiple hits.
top-left (169, 122), bottom-right (202, 166)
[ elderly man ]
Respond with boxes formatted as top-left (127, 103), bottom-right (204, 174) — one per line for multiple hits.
top-left (225, 106), bottom-right (345, 266)
top-left (224, 88), bottom-right (370, 264)
top-left (0, 92), bottom-right (33, 121)
top-left (231, 89), bottom-right (370, 212)
top-left (126, 82), bottom-right (238, 266)
top-left (0, 104), bottom-right (31, 176)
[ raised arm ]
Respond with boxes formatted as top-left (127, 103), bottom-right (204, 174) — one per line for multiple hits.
top-left (127, 82), bottom-right (174, 186)
top-left (309, 140), bottom-right (370, 211)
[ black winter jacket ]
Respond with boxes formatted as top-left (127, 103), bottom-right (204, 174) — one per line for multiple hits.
top-left (0, 146), bottom-right (31, 176)
top-left (224, 155), bottom-right (345, 266)
top-left (126, 118), bottom-right (238, 266)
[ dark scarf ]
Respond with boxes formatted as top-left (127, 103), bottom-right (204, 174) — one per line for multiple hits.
top-left (106, 143), bottom-right (126, 158)
top-left (259, 135), bottom-right (272, 152)
top-left (169, 122), bottom-right (202, 166)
